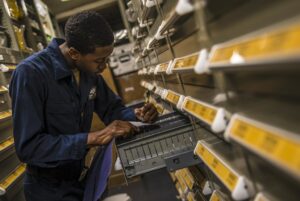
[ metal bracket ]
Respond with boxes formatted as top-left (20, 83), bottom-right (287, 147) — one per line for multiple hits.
top-left (164, 149), bottom-right (202, 172)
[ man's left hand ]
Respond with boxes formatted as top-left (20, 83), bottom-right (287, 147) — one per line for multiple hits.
top-left (134, 103), bottom-right (158, 123)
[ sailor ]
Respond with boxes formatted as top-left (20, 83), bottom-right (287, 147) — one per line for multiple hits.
top-left (10, 11), bottom-right (158, 201)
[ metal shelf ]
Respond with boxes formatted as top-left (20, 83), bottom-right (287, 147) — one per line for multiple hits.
top-left (181, 96), bottom-right (227, 133)
top-left (0, 164), bottom-right (25, 197)
top-left (0, 137), bottom-right (14, 154)
top-left (177, 168), bottom-right (196, 191)
top-left (153, 86), bottom-right (166, 97)
top-left (208, 17), bottom-right (300, 71)
top-left (0, 125), bottom-right (13, 144)
top-left (0, 86), bottom-right (8, 94)
top-left (175, 181), bottom-right (185, 199)
top-left (140, 80), bottom-right (155, 91)
top-left (145, 34), bottom-right (164, 51)
top-left (0, 110), bottom-right (12, 123)
top-left (0, 0), bottom-right (19, 51)
top-left (219, 96), bottom-right (300, 137)
top-left (225, 113), bottom-right (300, 181)
top-left (139, 0), bottom-right (162, 24)
top-left (159, 0), bottom-right (195, 36)
top-left (6, 64), bottom-right (16, 71)
top-left (175, 169), bottom-right (189, 193)
top-left (147, 66), bottom-right (156, 75)
top-left (0, 153), bottom-right (21, 183)
top-left (194, 138), bottom-right (255, 200)
top-left (132, 1), bottom-right (300, 200)
top-left (0, 48), bottom-right (26, 66)
top-left (186, 191), bottom-right (196, 201)
top-left (164, 89), bottom-right (185, 110)
top-left (0, 136), bottom-right (14, 162)
top-left (209, 190), bottom-right (229, 201)
top-left (170, 49), bottom-right (209, 74)
top-left (154, 60), bottom-right (173, 75)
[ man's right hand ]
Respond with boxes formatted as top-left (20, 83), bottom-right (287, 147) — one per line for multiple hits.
top-left (87, 120), bottom-right (137, 146)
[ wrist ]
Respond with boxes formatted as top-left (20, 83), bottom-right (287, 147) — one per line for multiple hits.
top-left (87, 129), bottom-right (112, 146)
top-left (87, 132), bottom-right (96, 146)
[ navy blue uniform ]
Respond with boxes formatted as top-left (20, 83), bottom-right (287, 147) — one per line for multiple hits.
top-left (9, 38), bottom-right (136, 201)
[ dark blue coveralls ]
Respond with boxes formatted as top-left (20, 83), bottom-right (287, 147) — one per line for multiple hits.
top-left (9, 38), bottom-right (136, 201)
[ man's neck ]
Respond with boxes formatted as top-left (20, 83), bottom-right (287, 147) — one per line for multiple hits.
top-left (59, 42), bottom-right (76, 70)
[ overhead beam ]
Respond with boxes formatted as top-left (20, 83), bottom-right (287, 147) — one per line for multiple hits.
top-left (56, 0), bottom-right (117, 21)
top-left (117, 0), bottom-right (133, 42)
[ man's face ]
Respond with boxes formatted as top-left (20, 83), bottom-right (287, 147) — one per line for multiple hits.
top-left (69, 44), bottom-right (114, 74)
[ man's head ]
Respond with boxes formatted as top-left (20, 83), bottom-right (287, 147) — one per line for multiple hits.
top-left (64, 11), bottom-right (114, 74)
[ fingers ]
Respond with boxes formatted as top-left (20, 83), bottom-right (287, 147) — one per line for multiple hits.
top-left (110, 120), bottom-right (137, 137)
top-left (102, 135), bottom-right (113, 144)
top-left (134, 108), bottom-right (142, 116)
top-left (89, 120), bottom-right (138, 146)
top-left (141, 103), bottom-right (152, 115)
top-left (135, 103), bottom-right (157, 122)
top-left (92, 132), bottom-right (113, 145)
top-left (115, 120), bottom-right (138, 132)
top-left (149, 111), bottom-right (158, 123)
top-left (99, 134), bottom-right (113, 144)
top-left (143, 105), bottom-right (158, 122)
top-left (113, 129), bottom-right (130, 137)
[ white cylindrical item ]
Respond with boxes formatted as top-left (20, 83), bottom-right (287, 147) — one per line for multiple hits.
top-left (175, 0), bottom-right (195, 16)
top-left (194, 49), bottom-right (209, 74)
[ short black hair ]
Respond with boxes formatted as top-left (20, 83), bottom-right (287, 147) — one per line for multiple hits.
top-left (65, 11), bottom-right (114, 54)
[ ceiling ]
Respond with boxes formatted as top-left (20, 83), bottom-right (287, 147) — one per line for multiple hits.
top-left (43, 0), bottom-right (104, 15)
top-left (42, 0), bottom-right (125, 32)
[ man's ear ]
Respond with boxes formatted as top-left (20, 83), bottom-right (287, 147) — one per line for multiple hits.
top-left (68, 47), bottom-right (81, 61)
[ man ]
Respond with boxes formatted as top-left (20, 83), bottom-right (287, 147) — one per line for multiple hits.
top-left (9, 11), bottom-right (158, 201)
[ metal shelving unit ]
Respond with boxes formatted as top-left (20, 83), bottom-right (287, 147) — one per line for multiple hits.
top-left (122, 0), bottom-right (300, 200)
top-left (0, 61), bottom-right (21, 201)
top-left (0, 1), bottom-right (58, 200)
top-left (0, 48), bottom-right (25, 201)
top-left (194, 138), bottom-right (255, 200)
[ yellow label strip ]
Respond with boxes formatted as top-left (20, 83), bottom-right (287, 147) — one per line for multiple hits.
top-left (175, 182), bottom-right (182, 195)
top-left (181, 168), bottom-right (195, 190)
top-left (0, 110), bottom-right (12, 120)
top-left (170, 172), bottom-right (176, 182)
top-left (0, 164), bottom-right (26, 190)
top-left (183, 97), bottom-right (217, 124)
top-left (173, 53), bottom-right (199, 69)
top-left (158, 62), bottom-right (170, 72)
top-left (0, 86), bottom-right (8, 93)
top-left (187, 192), bottom-right (195, 201)
top-left (209, 22), bottom-right (300, 64)
top-left (195, 142), bottom-right (238, 191)
top-left (175, 171), bottom-right (188, 191)
top-left (7, 65), bottom-right (17, 70)
top-left (210, 194), bottom-right (221, 201)
top-left (156, 104), bottom-right (164, 114)
top-left (0, 137), bottom-right (14, 152)
top-left (210, 190), bottom-right (226, 201)
top-left (227, 114), bottom-right (300, 178)
top-left (166, 91), bottom-right (180, 105)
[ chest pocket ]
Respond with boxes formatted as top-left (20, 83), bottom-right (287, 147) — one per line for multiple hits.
top-left (45, 102), bottom-right (79, 134)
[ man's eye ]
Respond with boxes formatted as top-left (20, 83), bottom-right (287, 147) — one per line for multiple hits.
top-left (95, 57), bottom-right (109, 64)
top-left (95, 60), bottom-right (104, 64)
